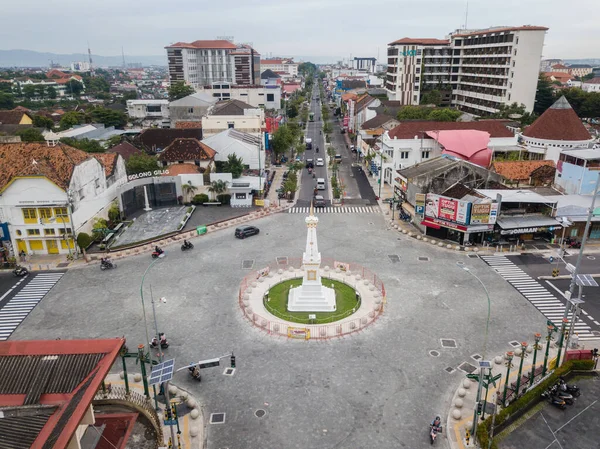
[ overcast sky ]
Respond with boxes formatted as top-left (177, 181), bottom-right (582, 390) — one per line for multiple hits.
top-left (1, 0), bottom-right (598, 61)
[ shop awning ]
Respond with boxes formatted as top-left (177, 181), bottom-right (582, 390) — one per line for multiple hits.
top-left (421, 220), bottom-right (441, 229)
top-left (497, 216), bottom-right (562, 230)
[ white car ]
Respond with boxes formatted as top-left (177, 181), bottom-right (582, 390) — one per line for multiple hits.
top-left (316, 158), bottom-right (324, 166)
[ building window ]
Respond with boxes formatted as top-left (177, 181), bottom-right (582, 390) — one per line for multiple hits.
top-left (400, 151), bottom-right (409, 159)
top-left (512, 61), bottom-right (516, 67)
top-left (38, 208), bottom-right (52, 220)
top-left (228, 123), bottom-right (235, 129)
top-left (511, 72), bottom-right (514, 78)
top-left (95, 179), bottom-right (101, 190)
top-left (514, 49), bottom-right (517, 56)
top-left (78, 188), bottom-right (85, 200)
top-left (188, 107), bottom-right (194, 113)
top-left (59, 228), bottom-right (72, 235)
top-left (27, 229), bottom-right (41, 236)
top-left (22, 208), bottom-right (37, 223)
top-left (54, 207), bottom-right (68, 217)
top-left (421, 151), bottom-right (430, 159)
top-left (508, 94), bottom-right (511, 101)
top-left (416, 67), bottom-right (420, 74)
top-left (516, 37), bottom-right (519, 45)
top-left (267, 93), bottom-right (274, 101)
top-left (45, 228), bottom-right (56, 236)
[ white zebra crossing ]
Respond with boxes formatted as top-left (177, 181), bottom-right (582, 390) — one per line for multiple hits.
top-left (0, 272), bottom-right (64, 341)
top-left (288, 206), bottom-right (378, 214)
top-left (479, 255), bottom-right (597, 341)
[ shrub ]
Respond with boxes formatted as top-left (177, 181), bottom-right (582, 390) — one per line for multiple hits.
top-left (192, 193), bottom-right (209, 205)
top-left (217, 193), bottom-right (231, 205)
top-left (76, 232), bottom-right (92, 250)
top-left (108, 202), bottom-right (121, 222)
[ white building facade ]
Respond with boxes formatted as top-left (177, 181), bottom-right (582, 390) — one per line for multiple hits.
top-left (198, 83), bottom-right (281, 109)
top-left (385, 26), bottom-right (548, 115)
top-left (260, 59), bottom-right (299, 77)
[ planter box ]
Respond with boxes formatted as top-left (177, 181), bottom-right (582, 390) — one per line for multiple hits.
top-left (204, 202), bottom-right (222, 207)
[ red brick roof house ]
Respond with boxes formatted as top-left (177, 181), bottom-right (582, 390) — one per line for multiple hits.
top-left (157, 138), bottom-right (216, 173)
top-left (491, 160), bottom-right (556, 186)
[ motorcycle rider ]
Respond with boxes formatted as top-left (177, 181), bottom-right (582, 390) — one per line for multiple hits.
top-left (188, 364), bottom-right (200, 379)
top-left (155, 246), bottom-right (163, 255)
top-left (183, 239), bottom-right (191, 248)
top-left (431, 416), bottom-right (441, 428)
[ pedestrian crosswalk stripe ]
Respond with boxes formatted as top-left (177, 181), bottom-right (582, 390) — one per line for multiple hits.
top-left (480, 255), bottom-right (599, 338)
top-left (288, 206), bottom-right (378, 214)
top-left (0, 272), bottom-right (64, 341)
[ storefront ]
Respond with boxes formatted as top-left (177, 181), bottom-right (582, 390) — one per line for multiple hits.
top-left (495, 216), bottom-right (562, 242)
top-left (421, 217), bottom-right (494, 244)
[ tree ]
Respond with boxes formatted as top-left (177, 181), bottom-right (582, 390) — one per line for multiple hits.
top-left (88, 77), bottom-right (110, 93)
top-left (182, 181), bottom-right (198, 202)
top-left (490, 102), bottom-right (537, 127)
top-left (105, 134), bottom-right (123, 148)
top-left (298, 62), bottom-right (318, 78)
top-left (223, 153), bottom-right (244, 178)
top-left (65, 79), bottom-right (84, 97)
top-left (0, 82), bottom-right (12, 93)
top-left (427, 108), bottom-right (461, 122)
top-left (168, 81), bottom-right (195, 100)
top-left (397, 105), bottom-right (433, 120)
top-left (60, 137), bottom-right (105, 153)
top-left (16, 128), bottom-right (45, 142)
top-left (271, 124), bottom-right (294, 157)
top-left (420, 90), bottom-right (442, 106)
top-left (90, 107), bottom-right (127, 128)
top-left (35, 84), bottom-right (46, 99)
top-left (47, 86), bottom-right (57, 99)
top-left (126, 153), bottom-right (160, 175)
top-left (59, 111), bottom-right (85, 130)
top-left (23, 85), bottom-right (37, 100)
top-left (534, 75), bottom-right (555, 115)
top-left (0, 92), bottom-right (14, 109)
top-left (32, 115), bottom-right (55, 130)
top-left (208, 179), bottom-right (229, 200)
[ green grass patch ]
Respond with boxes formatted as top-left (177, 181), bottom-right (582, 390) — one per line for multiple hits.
top-left (265, 278), bottom-right (359, 324)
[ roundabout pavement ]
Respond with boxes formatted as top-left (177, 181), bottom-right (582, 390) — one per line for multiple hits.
top-left (10, 211), bottom-right (550, 449)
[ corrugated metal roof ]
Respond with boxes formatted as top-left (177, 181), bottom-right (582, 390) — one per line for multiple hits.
top-left (0, 406), bottom-right (56, 449)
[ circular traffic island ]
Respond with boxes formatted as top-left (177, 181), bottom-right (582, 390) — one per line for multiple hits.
top-left (264, 278), bottom-right (359, 324)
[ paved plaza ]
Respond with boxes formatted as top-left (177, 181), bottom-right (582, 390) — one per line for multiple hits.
top-left (115, 206), bottom-right (190, 247)
top-left (11, 212), bottom-right (550, 449)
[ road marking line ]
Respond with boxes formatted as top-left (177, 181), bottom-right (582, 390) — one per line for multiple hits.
top-left (554, 400), bottom-right (598, 434)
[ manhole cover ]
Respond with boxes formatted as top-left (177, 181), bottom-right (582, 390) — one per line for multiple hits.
top-left (445, 367), bottom-right (456, 374)
top-left (276, 256), bottom-right (288, 265)
top-left (210, 413), bottom-right (226, 424)
top-left (429, 350), bottom-right (440, 357)
top-left (458, 362), bottom-right (478, 374)
top-left (441, 338), bottom-right (457, 348)
top-left (255, 409), bottom-right (266, 418)
top-left (388, 255), bottom-right (400, 263)
top-left (471, 354), bottom-right (482, 361)
top-left (419, 256), bottom-right (430, 262)
top-left (223, 368), bottom-right (235, 376)
top-left (468, 254), bottom-right (479, 259)
top-left (242, 259), bottom-right (255, 269)
top-left (587, 256), bottom-right (596, 260)
top-left (509, 341), bottom-right (521, 347)
top-left (56, 262), bottom-right (70, 268)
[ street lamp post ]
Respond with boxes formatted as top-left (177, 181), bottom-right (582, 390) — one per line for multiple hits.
top-left (530, 333), bottom-right (542, 387)
top-left (514, 342), bottom-right (528, 398)
top-left (542, 323), bottom-right (558, 376)
top-left (557, 174), bottom-right (600, 366)
top-left (502, 351), bottom-right (514, 405)
top-left (456, 263), bottom-right (491, 439)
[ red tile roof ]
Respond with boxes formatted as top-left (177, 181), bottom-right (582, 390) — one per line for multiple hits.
top-left (164, 163), bottom-right (203, 176)
top-left (491, 160), bottom-right (556, 181)
top-left (551, 64), bottom-right (568, 70)
top-left (452, 25), bottom-right (548, 37)
top-left (175, 120), bottom-right (203, 129)
top-left (523, 96), bottom-right (592, 141)
top-left (166, 40), bottom-right (237, 49)
top-left (543, 71), bottom-right (573, 83)
top-left (388, 121), bottom-right (514, 139)
top-left (0, 109), bottom-right (31, 125)
top-left (584, 77), bottom-right (600, 85)
top-left (0, 142), bottom-right (91, 192)
top-left (0, 338), bottom-right (124, 449)
top-left (158, 138), bottom-right (216, 162)
top-left (389, 38), bottom-right (449, 45)
top-left (92, 152), bottom-right (119, 177)
top-left (107, 141), bottom-right (142, 161)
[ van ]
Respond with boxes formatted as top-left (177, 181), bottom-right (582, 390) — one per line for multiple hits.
top-left (316, 178), bottom-right (326, 190)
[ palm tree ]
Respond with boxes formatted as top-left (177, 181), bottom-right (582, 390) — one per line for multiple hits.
top-left (208, 180), bottom-right (229, 200)
top-left (182, 181), bottom-right (197, 203)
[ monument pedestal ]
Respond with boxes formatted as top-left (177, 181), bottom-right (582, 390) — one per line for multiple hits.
top-left (288, 277), bottom-right (336, 312)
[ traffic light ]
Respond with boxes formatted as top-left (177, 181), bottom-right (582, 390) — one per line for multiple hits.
top-left (230, 353), bottom-right (236, 368)
top-left (171, 404), bottom-right (177, 419)
top-left (552, 268), bottom-right (559, 277)
top-left (165, 406), bottom-right (172, 420)
top-left (476, 402), bottom-right (483, 415)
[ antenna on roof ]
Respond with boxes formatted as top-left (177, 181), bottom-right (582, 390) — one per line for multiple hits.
top-left (464, 1), bottom-right (469, 29)
top-left (87, 42), bottom-right (94, 77)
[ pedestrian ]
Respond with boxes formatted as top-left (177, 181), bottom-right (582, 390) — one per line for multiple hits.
top-left (19, 250), bottom-right (26, 263)
top-left (389, 201), bottom-right (392, 210)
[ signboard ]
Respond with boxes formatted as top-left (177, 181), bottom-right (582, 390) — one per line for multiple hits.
top-left (415, 193), bottom-right (426, 216)
top-left (255, 199), bottom-right (265, 206)
top-left (470, 203), bottom-right (499, 225)
top-left (348, 101), bottom-right (355, 132)
top-left (257, 267), bottom-right (270, 278)
top-left (425, 194), bottom-right (470, 225)
top-left (398, 176), bottom-right (408, 192)
top-left (334, 261), bottom-right (350, 272)
top-left (128, 169), bottom-right (169, 181)
top-left (288, 327), bottom-right (310, 339)
top-left (343, 115), bottom-right (349, 128)
top-left (500, 226), bottom-right (557, 236)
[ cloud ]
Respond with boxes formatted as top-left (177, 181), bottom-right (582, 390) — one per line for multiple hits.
top-left (0, 0), bottom-right (597, 60)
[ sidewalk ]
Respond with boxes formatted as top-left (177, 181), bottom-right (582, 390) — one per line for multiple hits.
top-left (103, 371), bottom-right (204, 449)
top-left (445, 338), bottom-right (600, 449)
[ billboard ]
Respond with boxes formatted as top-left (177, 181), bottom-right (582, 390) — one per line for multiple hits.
top-left (470, 203), bottom-right (499, 225)
top-left (415, 193), bottom-right (426, 216)
top-left (425, 194), bottom-right (470, 225)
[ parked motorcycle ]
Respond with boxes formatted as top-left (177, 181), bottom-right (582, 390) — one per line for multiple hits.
top-left (542, 391), bottom-right (567, 409)
top-left (100, 258), bottom-right (116, 270)
top-left (557, 378), bottom-right (581, 397)
top-left (181, 240), bottom-right (194, 251)
top-left (13, 265), bottom-right (29, 277)
top-left (150, 333), bottom-right (169, 349)
top-left (549, 385), bottom-right (574, 405)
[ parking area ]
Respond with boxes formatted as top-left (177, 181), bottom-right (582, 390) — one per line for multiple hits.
top-left (499, 375), bottom-right (599, 449)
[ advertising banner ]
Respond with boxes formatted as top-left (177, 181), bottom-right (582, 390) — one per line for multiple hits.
top-left (470, 203), bottom-right (499, 225)
top-left (425, 194), bottom-right (470, 225)
top-left (415, 193), bottom-right (426, 216)
top-left (343, 115), bottom-right (349, 128)
top-left (288, 327), bottom-right (310, 339)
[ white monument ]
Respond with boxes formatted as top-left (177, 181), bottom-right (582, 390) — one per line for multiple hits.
top-left (288, 204), bottom-right (336, 312)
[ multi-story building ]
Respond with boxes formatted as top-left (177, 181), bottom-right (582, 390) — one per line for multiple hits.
top-left (352, 57), bottom-right (377, 73)
top-left (260, 58), bottom-right (299, 77)
top-left (126, 99), bottom-right (170, 127)
top-left (386, 26), bottom-right (548, 115)
top-left (197, 83), bottom-right (281, 109)
top-left (166, 40), bottom-right (260, 87)
top-left (540, 59), bottom-right (563, 72)
top-left (567, 64), bottom-right (593, 78)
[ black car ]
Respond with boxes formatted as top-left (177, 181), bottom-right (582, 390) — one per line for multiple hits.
top-left (235, 225), bottom-right (260, 239)
top-left (313, 195), bottom-right (326, 207)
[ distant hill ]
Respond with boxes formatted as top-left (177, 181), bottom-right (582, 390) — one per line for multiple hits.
top-left (563, 59), bottom-right (600, 67)
top-left (0, 49), bottom-right (167, 68)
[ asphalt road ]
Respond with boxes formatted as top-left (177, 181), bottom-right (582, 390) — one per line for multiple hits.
top-left (298, 83), bottom-right (329, 205)
top-left (499, 375), bottom-right (600, 449)
top-left (0, 272), bottom-right (19, 308)
top-left (11, 212), bottom-right (551, 449)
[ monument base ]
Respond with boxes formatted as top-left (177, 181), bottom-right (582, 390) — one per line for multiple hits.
top-left (287, 284), bottom-right (336, 312)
